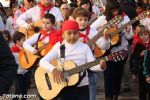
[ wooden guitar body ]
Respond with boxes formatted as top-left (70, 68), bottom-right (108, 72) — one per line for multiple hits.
top-left (35, 49), bottom-right (128, 99)
top-left (18, 49), bottom-right (40, 69)
top-left (37, 42), bottom-right (53, 56)
top-left (19, 42), bottom-right (53, 69)
top-left (18, 21), bottom-right (42, 38)
top-left (94, 27), bottom-right (119, 57)
top-left (35, 61), bottom-right (79, 100)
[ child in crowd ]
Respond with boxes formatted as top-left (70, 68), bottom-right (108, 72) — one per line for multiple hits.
top-left (1, 30), bottom-right (13, 47)
top-left (23, 13), bottom-right (58, 55)
top-left (131, 25), bottom-right (150, 100)
top-left (11, 31), bottom-right (30, 100)
top-left (72, 7), bottom-right (110, 100)
top-left (5, 4), bottom-right (18, 37)
top-left (39, 20), bottom-right (107, 100)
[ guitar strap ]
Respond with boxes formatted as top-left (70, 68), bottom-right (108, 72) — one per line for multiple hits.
top-left (35, 33), bottom-right (42, 50)
top-left (60, 42), bottom-right (86, 87)
top-left (74, 70), bottom-right (86, 86)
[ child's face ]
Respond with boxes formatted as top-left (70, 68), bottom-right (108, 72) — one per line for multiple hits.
top-left (42, 18), bottom-right (53, 32)
top-left (23, 0), bottom-right (34, 9)
top-left (16, 37), bottom-right (26, 47)
top-left (63, 30), bottom-right (79, 44)
top-left (136, 7), bottom-right (143, 14)
top-left (111, 8), bottom-right (119, 16)
top-left (139, 32), bottom-right (149, 43)
top-left (2, 34), bottom-right (9, 42)
top-left (75, 16), bottom-right (88, 30)
top-left (13, 7), bottom-right (18, 15)
top-left (81, 3), bottom-right (90, 11)
top-left (40, 0), bottom-right (51, 6)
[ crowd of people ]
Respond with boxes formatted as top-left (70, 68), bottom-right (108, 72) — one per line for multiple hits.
top-left (0, 0), bottom-right (150, 100)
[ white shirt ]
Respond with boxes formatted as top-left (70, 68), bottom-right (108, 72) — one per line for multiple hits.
top-left (39, 40), bottom-right (104, 87)
top-left (16, 5), bottom-right (64, 28)
top-left (23, 33), bottom-right (49, 53)
top-left (91, 15), bottom-right (107, 30)
top-left (91, 15), bottom-right (133, 52)
top-left (5, 16), bottom-right (17, 37)
top-left (140, 17), bottom-right (150, 31)
top-left (79, 27), bottom-right (110, 50)
top-left (0, 16), bottom-right (5, 30)
top-left (12, 51), bottom-right (28, 74)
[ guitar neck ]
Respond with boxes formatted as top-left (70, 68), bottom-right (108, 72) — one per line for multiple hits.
top-left (110, 16), bottom-right (141, 37)
top-left (87, 16), bottom-right (122, 47)
top-left (66, 57), bottom-right (107, 76)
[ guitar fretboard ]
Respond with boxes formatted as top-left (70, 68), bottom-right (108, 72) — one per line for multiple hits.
top-left (87, 16), bottom-right (123, 47)
top-left (66, 57), bottom-right (107, 76)
top-left (110, 11), bottom-right (148, 37)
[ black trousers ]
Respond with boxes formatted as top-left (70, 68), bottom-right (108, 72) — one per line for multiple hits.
top-left (139, 69), bottom-right (150, 100)
top-left (104, 58), bottom-right (127, 97)
top-left (53, 85), bottom-right (89, 100)
top-left (13, 71), bottom-right (31, 100)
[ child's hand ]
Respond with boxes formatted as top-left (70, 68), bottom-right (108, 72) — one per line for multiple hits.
top-left (99, 60), bottom-right (107, 70)
top-left (32, 49), bottom-right (39, 55)
top-left (131, 75), bottom-right (136, 81)
top-left (146, 77), bottom-right (150, 84)
top-left (140, 50), bottom-right (145, 57)
top-left (52, 68), bottom-right (62, 84)
top-left (103, 29), bottom-right (110, 40)
top-left (125, 25), bottom-right (131, 33)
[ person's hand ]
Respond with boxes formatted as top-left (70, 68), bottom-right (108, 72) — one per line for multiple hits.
top-left (131, 75), bottom-right (136, 81)
top-left (146, 77), bottom-right (150, 84)
top-left (125, 25), bottom-right (131, 33)
top-left (99, 59), bottom-right (107, 70)
top-left (140, 50), bottom-right (145, 57)
top-left (52, 68), bottom-right (62, 84)
top-left (32, 49), bottom-right (39, 55)
top-left (103, 29), bottom-right (110, 40)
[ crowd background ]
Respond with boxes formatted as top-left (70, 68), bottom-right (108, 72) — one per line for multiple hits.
top-left (0, 0), bottom-right (150, 100)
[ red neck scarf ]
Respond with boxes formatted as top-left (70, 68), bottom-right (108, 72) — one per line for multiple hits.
top-left (20, 6), bottom-right (26, 13)
top-left (79, 25), bottom-right (90, 43)
top-left (40, 28), bottom-right (56, 41)
top-left (38, 2), bottom-right (53, 18)
top-left (11, 44), bottom-right (21, 53)
top-left (132, 34), bottom-right (150, 52)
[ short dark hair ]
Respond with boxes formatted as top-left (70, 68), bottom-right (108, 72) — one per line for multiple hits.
top-left (27, 0), bottom-right (34, 2)
top-left (43, 13), bottom-right (56, 25)
top-left (1, 30), bottom-right (11, 42)
top-left (12, 31), bottom-right (26, 43)
top-left (73, 7), bottom-right (89, 19)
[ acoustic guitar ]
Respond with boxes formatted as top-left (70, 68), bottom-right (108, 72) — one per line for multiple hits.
top-left (18, 42), bottom-right (53, 69)
top-left (18, 20), bottom-right (42, 38)
top-left (87, 15), bottom-right (123, 57)
top-left (94, 10), bottom-right (150, 57)
top-left (35, 49), bottom-right (128, 100)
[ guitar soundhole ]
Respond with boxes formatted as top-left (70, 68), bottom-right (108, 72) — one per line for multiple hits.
top-left (45, 73), bottom-right (52, 90)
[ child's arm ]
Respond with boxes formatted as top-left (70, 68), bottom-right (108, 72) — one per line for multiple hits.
top-left (96, 36), bottom-right (110, 50)
top-left (23, 33), bottom-right (40, 54)
top-left (39, 42), bottom-right (62, 84)
top-left (123, 16), bottom-right (133, 40)
top-left (16, 8), bottom-right (34, 29)
top-left (143, 50), bottom-right (150, 83)
top-left (85, 45), bottom-right (106, 71)
top-left (39, 42), bottom-right (59, 72)
top-left (90, 28), bottom-right (110, 50)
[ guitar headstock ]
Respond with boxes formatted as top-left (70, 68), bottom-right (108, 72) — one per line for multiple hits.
top-left (105, 15), bottom-right (123, 29)
top-left (106, 49), bottom-right (128, 62)
top-left (137, 10), bottom-right (150, 20)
